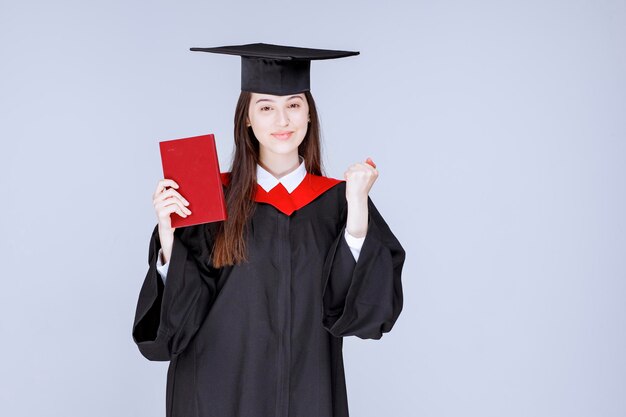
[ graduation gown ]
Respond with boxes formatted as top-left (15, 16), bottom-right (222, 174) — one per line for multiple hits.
top-left (132, 172), bottom-right (405, 417)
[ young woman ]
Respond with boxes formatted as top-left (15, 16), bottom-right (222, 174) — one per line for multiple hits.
top-left (132, 43), bottom-right (405, 417)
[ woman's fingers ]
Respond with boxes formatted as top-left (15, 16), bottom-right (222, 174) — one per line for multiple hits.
top-left (156, 200), bottom-right (189, 221)
top-left (154, 187), bottom-right (190, 207)
top-left (155, 196), bottom-right (192, 216)
top-left (344, 159), bottom-right (380, 199)
top-left (153, 179), bottom-right (179, 199)
top-left (345, 161), bottom-right (379, 178)
top-left (152, 179), bottom-right (189, 235)
top-left (152, 178), bottom-right (191, 217)
top-left (160, 200), bottom-right (189, 219)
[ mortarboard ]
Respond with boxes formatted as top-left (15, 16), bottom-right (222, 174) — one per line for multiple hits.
top-left (190, 42), bottom-right (360, 95)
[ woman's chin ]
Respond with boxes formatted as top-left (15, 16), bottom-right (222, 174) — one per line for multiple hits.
top-left (260, 140), bottom-right (304, 155)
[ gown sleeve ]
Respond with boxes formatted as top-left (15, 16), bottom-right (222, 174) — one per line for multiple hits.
top-left (322, 196), bottom-right (405, 340)
top-left (132, 223), bottom-right (220, 361)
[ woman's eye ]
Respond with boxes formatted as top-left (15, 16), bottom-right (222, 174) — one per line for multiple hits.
top-left (260, 106), bottom-right (271, 111)
top-left (289, 103), bottom-right (300, 108)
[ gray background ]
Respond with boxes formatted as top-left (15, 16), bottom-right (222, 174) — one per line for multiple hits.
top-left (1, 0), bottom-right (625, 416)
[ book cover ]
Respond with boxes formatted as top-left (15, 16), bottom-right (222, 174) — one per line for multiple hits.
top-left (159, 133), bottom-right (227, 228)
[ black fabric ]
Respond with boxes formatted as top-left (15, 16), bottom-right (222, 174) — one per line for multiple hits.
top-left (190, 43), bottom-right (360, 60)
top-left (190, 42), bottom-right (360, 95)
top-left (241, 57), bottom-right (311, 95)
top-left (131, 180), bottom-right (405, 417)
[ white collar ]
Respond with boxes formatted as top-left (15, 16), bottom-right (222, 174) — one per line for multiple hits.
top-left (256, 156), bottom-right (306, 194)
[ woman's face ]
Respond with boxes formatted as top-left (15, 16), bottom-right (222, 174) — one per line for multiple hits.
top-left (247, 92), bottom-right (310, 159)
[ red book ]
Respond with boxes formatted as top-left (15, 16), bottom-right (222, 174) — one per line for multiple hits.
top-left (159, 133), bottom-right (227, 228)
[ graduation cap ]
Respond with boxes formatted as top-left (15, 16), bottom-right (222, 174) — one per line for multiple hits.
top-left (190, 42), bottom-right (360, 95)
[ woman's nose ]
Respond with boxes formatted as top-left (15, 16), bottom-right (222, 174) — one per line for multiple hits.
top-left (276, 109), bottom-right (289, 126)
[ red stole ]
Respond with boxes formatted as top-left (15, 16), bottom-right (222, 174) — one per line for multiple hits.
top-left (220, 172), bottom-right (342, 216)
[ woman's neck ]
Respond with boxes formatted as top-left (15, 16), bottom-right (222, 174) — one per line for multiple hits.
top-left (259, 151), bottom-right (301, 178)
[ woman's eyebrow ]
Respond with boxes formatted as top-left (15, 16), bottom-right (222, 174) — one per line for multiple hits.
top-left (255, 95), bottom-right (303, 104)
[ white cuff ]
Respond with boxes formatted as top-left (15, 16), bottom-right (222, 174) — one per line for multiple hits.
top-left (344, 229), bottom-right (366, 262)
top-left (156, 248), bottom-right (170, 282)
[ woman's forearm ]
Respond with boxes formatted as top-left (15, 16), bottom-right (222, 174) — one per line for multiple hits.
top-left (346, 196), bottom-right (368, 238)
top-left (159, 226), bottom-right (175, 264)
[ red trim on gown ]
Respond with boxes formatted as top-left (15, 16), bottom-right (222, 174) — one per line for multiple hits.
top-left (220, 172), bottom-right (343, 216)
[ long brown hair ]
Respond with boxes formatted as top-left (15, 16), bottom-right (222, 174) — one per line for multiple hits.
top-left (211, 90), bottom-right (324, 267)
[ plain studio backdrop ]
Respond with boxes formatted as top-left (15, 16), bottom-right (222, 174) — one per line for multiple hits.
top-left (1, 1), bottom-right (625, 416)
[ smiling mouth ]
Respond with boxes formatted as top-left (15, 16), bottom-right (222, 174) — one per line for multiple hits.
top-left (272, 131), bottom-right (293, 140)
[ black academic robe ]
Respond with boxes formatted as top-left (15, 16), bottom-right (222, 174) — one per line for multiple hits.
top-left (132, 174), bottom-right (405, 417)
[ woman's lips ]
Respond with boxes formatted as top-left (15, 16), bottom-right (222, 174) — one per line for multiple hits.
top-left (272, 131), bottom-right (293, 140)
